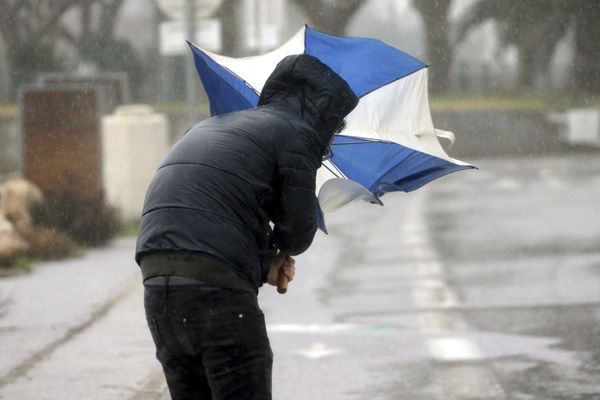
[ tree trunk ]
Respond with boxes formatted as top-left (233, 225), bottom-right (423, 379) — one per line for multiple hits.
top-left (3, 44), bottom-right (16, 99)
top-left (98, 0), bottom-right (124, 39)
top-left (217, 0), bottom-right (240, 56)
top-left (517, 47), bottom-right (538, 90)
top-left (80, 1), bottom-right (93, 54)
top-left (422, 13), bottom-right (450, 93)
top-left (573, 2), bottom-right (600, 94)
top-left (0, 7), bottom-right (19, 99)
top-left (291, 0), bottom-right (366, 35)
top-left (412, 0), bottom-right (451, 94)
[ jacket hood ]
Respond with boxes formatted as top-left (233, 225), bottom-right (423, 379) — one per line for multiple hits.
top-left (258, 54), bottom-right (359, 146)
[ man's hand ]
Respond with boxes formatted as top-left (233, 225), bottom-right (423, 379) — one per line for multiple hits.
top-left (267, 253), bottom-right (295, 290)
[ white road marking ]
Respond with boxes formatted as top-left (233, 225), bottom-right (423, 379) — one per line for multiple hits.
top-left (539, 169), bottom-right (565, 188)
top-left (428, 337), bottom-right (483, 362)
top-left (295, 342), bottom-right (343, 359)
top-left (403, 191), bottom-right (465, 320)
top-left (403, 190), bottom-right (507, 398)
top-left (268, 323), bottom-right (358, 334)
top-left (492, 177), bottom-right (523, 191)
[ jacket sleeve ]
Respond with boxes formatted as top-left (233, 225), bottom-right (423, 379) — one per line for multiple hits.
top-left (271, 125), bottom-right (321, 256)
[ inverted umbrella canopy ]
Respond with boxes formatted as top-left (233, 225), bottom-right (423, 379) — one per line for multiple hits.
top-left (188, 26), bottom-right (474, 218)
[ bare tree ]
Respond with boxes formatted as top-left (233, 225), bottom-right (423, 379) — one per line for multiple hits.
top-left (57, 0), bottom-right (125, 51)
top-left (456, 0), bottom-right (599, 94)
top-left (456, 0), bottom-right (570, 91)
top-left (0, 0), bottom-right (80, 98)
top-left (572, 1), bottom-right (600, 94)
top-left (291, 0), bottom-right (367, 35)
top-left (57, 0), bottom-right (147, 97)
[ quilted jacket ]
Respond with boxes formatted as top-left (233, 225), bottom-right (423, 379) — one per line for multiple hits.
top-left (135, 54), bottom-right (358, 289)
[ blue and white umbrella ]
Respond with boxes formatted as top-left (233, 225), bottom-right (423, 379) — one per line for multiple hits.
top-left (188, 26), bottom-right (474, 219)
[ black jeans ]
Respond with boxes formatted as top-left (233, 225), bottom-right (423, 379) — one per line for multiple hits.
top-left (144, 280), bottom-right (273, 400)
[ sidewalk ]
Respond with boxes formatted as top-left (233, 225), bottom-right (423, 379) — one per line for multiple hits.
top-left (0, 237), bottom-right (164, 399)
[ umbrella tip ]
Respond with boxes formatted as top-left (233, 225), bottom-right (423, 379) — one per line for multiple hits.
top-left (372, 196), bottom-right (384, 207)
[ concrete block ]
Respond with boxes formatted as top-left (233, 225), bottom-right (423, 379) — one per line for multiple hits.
top-left (101, 105), bottom-right (169, 222)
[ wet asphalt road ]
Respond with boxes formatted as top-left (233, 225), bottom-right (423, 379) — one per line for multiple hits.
top-left (253, 153), bottom-right (600, 400)
top-left (422, 154), bottom-right (600, 399)
top-left (4, 153), bottom-right (598, 399)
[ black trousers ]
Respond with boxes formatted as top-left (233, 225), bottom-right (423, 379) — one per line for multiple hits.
top-left (144, 280), bottom-right (273, 400)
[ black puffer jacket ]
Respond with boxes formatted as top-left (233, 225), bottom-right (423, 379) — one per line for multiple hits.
top-left (135, 54), bottom-right (358, 288)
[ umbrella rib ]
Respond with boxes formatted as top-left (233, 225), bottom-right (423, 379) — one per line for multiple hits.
top-left (322, 162), bottom-right (343, 178)
top-left (333, 135), bottom-right (393, 145)
top-left (332, 141), bottom-right (385, 146)
top-left (190, 42), bottom-right (261, 97)
top-left (338, 134), bottom-right (382, 142)
top-left (357, 66), bottom-right (428, 99)
top-left (328, 161), bottom-right (347, 178)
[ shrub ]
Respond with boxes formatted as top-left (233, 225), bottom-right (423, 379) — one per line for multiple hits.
top-left (0, 231), bottom-right (29, 270)
top-left (31, 188), bottom-right (122, 247)
top-left (22, 226), bottom-right (79, 260)
top-left (0, 250), bottom-right (23, 269)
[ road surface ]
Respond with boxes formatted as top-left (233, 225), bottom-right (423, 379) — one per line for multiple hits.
top-left (1, 153), bottom-right (599, 399)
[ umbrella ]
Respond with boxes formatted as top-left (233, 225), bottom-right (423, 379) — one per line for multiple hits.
top-left (188, 25), bottom-right (474, 225)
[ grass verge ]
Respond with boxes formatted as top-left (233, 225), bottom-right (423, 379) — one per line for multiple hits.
top-left (430, 93), bottom-right (600, 112)
top-left (119, 220), bottom-right (140, 237)
top-left (0, 256), bottom-right (36, 277)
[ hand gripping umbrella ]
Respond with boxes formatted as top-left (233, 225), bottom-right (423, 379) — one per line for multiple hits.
top-left (188, 26), bottom-right (474, 229)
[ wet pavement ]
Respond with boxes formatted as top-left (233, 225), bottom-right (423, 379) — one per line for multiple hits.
top-left (262, 153), bottom-right (600, 400)
top-left (0, 238), bottom-right (159, 399)
top-left (421, 155), bottom-right (600, 399)
top-left (1, 153), bottom-right (599, 399)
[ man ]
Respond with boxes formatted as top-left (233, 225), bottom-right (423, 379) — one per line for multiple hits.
top-left (136, 54), bottom-right (358, 400)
